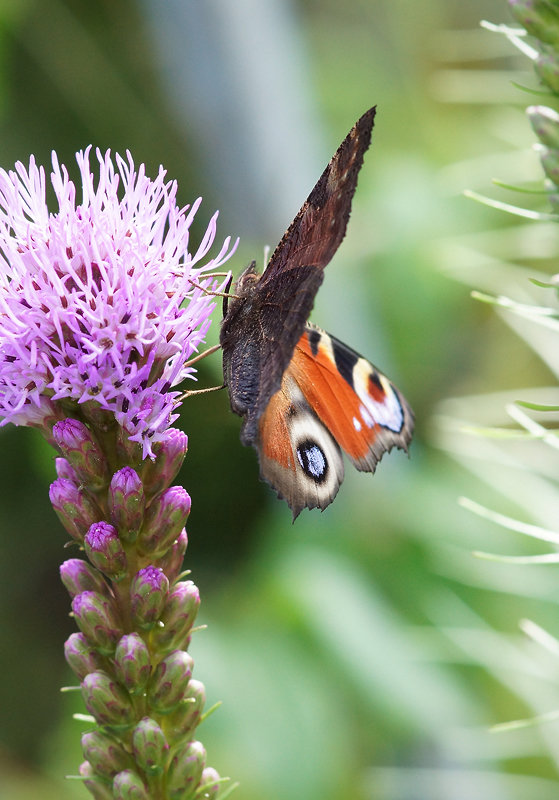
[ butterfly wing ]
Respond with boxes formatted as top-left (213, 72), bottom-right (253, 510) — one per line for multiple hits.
top-left (221, 107), bottom-right (376, 445)
top-left (255, 323), bottom-right (414, 517)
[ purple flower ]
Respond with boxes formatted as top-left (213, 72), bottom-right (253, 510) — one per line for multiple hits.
top-left (0, 148), bottom-right (237, 456)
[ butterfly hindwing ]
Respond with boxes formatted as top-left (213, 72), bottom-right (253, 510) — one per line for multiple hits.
top-left (254, 324), bottom-right (414, 517)
top-left (257, 369), bottom-right (345, 518)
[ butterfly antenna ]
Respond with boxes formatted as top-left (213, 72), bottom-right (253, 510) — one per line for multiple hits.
top-left (183, 343), bottom-right (221, 368)
top-left (177, 383), bottom-right (225, 401)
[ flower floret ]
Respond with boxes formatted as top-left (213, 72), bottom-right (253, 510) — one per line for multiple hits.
top-left (0, 148), bottom-right (237, 456)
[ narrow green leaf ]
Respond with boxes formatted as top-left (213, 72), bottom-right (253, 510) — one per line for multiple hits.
top-left (464, 189), bottom-right (559, 221)
top-left (459, 497), bottom-right (559, 545)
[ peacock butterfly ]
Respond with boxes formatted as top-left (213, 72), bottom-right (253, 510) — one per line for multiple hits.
top-left (220, 107), bottom-right (414, 517)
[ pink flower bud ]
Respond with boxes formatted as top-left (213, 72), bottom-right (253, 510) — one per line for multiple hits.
top-left (52, 418), bottom-right (109, 490)
top-left (72, 591), bottom-right (121, 655)
top-left (165, 679), bottom-right (206, 743)
top-left (151, 580), bottom-right (200, 653)
top-left (85, 522), bottom-right (128, 581)
top-left (79, 761), bottom-right (113, 800)
top-left (109, 467), bottom-right (145, 543)
top-left (132, 717), bottom-right (169, 776)
top-left (112, 770), bottom-right (150, 800)
top-left (157, 528), bottom-right (188, 583)
top-left (198, 767), bottom-right (221, 799)
top-left (49, 478), bottom-right (102, 542)
top-left (139, 486), bottom-right (191, 556)
top-left (167, 740), bottom-right (206, 799)
top-left (142, 428), bottom-right (188, 496)
top-left (81, 729), bottom-right (134, 779)
top-left (114, 633), bottom-right (151, 695)
top-left (130, 566), bottom-right (169, 630)
top-left (81, 670), bottom-right (135, 729)
top-left (60, 559), bottom-right (109, 599)
top-left (64, 632), bottom-right (107, 680)
top-left (147, 649), bottom-right (193, 714)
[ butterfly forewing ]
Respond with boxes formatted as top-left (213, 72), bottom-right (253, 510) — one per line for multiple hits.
top-left (221, 108), bottom-right (377, 446)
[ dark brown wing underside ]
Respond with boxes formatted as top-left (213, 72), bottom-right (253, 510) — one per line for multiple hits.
top-left (221, 107), bottom-right (377, 445)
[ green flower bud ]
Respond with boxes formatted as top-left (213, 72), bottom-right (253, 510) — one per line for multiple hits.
top-left (84, 522), bottom-right (128, 581)
top-left (115, 425), bottom-right (144, 469)
top-left (157, 529), bottom-right (188, 583)
top-left (64, 632), bottom-right (107, 680)
top-left (536, 143), bottom-right (559, 184)
top-left (60, 559), bottom-right (109, 599)
top-left (72, 591), bottom-right (122, 655)
top-left (52, 418), bottom-right (109, 490)
top-left (139, 487), bottom-right (191, 556)
top-left (109, 467), bottom-right (145, 542)
top-left (130, 566), bottom-right (169, 631)
top-left (527, 104), bottom-right (559, 149)
top-left (79, 761), bottom-right (113, 800)
top-left (167, 740), bottom-right (206, 800)
top-left (132, 716), bottom-right (169, 776)
top-left (147, 649), bottom-right (193, 714)
top-left (164, 679), bottom-right (206, 743)
top-left (142, 428), bottom-right (188, 496)
top-left (81, 670), bottom-right (136, 729)
top-left (508, 0), bottom-right (559, 44)
top-left (535, 51), bottom-right (559, 93)
top-left (114, 633), bottom-right (151, 695)
top-left (81, 729), bottom-right (134, 779)
top-left (151, 580), bottom-right (200, 653)
top-left (112, 769), bottom-right (150, 800)
top-left (198, 767), bottom-right (221, 799)
top-left (50, 478), bottom-right (102, 541)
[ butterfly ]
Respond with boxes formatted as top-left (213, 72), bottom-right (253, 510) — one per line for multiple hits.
top-left (220, 107), bottom-right (414, 518)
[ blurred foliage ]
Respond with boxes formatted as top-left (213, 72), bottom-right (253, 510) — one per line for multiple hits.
top-left (1, 1), bottom-right (559, 799)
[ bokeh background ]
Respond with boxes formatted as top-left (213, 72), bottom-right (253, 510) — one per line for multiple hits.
top-left (1, 1), bottom-right (559, 798)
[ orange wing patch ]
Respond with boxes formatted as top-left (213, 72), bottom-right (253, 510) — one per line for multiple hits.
top-left (290, 331), bottom-right (375, 461)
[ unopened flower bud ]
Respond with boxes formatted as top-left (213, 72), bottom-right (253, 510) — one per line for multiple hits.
top-left (147, 649), bottom-right (193, 714)
top-left (81, 670), bottom-right (135, 729)
top-left (60, 558), bottom-right (109, 599)
top-left (535, 143), bottom-right (559, 185)
top-left (142, 428), bottom-right (188, 496)
top-left (55, 457), bottom-right (79, 482)
top-left (52, 418), bottom-right (109, 490)
top-left (535, 51), bottom-right (559, 94)
top-left (115, 426), bottom-right (144, 468)
top-left (139, 487), bottom-right (191, 556)
top-left (109, 467), bottom-right (145, 542)
top-left (82, 729), bottom-right (134, 779)
top-left (165, 679), bottom-right (206, 743)
top-left (198, 767), bottom-right (221, 799)
top-left (79, 761), bottom-right (113, 800)
top-left (64, 632), bottom-right (107, 680)
top-left (132, 717), bottom-right (169, 775)
top-left (130, 566), bottom-right (169, 630)
top-left (50, 478), bottom-right (102, 542)
top-left (112, 769), bottom-right (150, 800)
top-left (167, 740), bottom-right (206, 800)
top-left (85, 522), bottom-right (128, 581)
top-left (151, 580), bottom-right (200, 653)
top-left (72, 591), bottom-right (121, 654)
top-left (508, 0), bottom-right (559, 44)
top-left (157, 528), bottom-right (188, 583)
top-left (527, 105), bottom-right (559, 150)
top-left (114, 633), bottom-right (151, 694)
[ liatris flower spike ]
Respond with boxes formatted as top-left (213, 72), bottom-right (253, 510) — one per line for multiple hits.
top-left (0, 148), bottom-right (238, 798)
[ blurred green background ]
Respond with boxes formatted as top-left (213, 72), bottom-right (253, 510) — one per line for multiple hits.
top-left (1, 1), bottom-right (559, 798)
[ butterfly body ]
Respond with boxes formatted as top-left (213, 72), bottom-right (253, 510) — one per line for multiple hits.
top-left (220, 107), bottom-right (414, 516)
